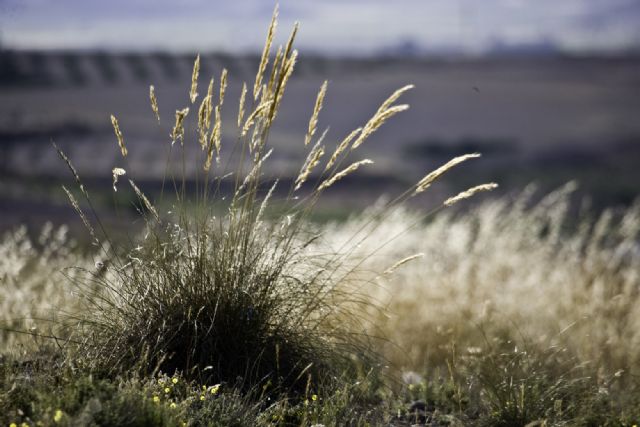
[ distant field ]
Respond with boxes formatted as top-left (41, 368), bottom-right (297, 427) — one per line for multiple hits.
top-left (1, 51), bottom-right (640, 229)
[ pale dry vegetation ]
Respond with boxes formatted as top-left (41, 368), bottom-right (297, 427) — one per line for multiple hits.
top-left (1, 5), bottom-right (639, 426)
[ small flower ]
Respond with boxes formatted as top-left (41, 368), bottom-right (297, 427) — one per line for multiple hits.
top-left (54, 409), bottom-right (64, 423)
top-left (170, 402), bottom-right (177, 409)
top-left (164, 387), bottom-right (171, 394)
top-left (158, 378), bottom-right (165, 384)
top-left (21, 424), bottom-right (29, 427)
top-left (200, 395), bottom-right (205, 401)
top-left (10, 423), bottom-right (17, 427)
top-left (210, 384), bottom-right (220, 395)
top-left (172, 377), bottom-right (179, 384)
top-left (311, 394), bottom-right (318, 401)
top-left (153, 395), bottom-right (160, 404)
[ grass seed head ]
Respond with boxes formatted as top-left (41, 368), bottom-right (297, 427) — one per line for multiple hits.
top-left (110, 115), bottom-right (127, 157)
top-left (149, 85), bottom-right (160, 122)
top-left (444, 183), bottom-right (499, 207)
top-left (237, 82), bottom-right (247, 128)
top-left (171, 107), bottom-right (190, 146)
top-left (415, 153), bottom-right (482, 194)
top-left (305, 81), bottom-right (328, 146)
top-left (254, 4), bottom-right (278, 100)
top-left (190, 54), bottom-right (200, 104)
top-left (318, 159), bottom-right (373, 191)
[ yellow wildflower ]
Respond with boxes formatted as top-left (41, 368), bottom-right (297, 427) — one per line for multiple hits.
top-left (311, 394), bottom-right (318, 401)
top-left (164, 387), bottom-right (171, 394)
top-left (210, 384), bottom-right (220, 395)
top-left (153, 395), bottom-right (160, 404)
top-left (200, 395), bottom-right (205, 401)
top-left (10, 423), bottom-right (17, 427)
top-left (170, 402), bottom-right (177, 409)
top-left (172, 377), bottom-right (179, 384)
top-left (54, 409), bottom-right (64, 423)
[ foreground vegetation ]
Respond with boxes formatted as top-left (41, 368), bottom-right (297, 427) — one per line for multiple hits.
top-left (2, 6), bottom-right (639, 426)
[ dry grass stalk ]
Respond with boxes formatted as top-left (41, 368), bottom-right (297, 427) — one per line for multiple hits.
top-left (237, 82), bottom-right (247, 128)
top-left (349, 86), bottom-right (413, 151)
top-left (205, 77), bottom-right (215, 126)
top-left (318, 159), bottom-right (373, 191)
top-left (376, 84), bottom-right (414, 116)
top-left (54, 143), bottom-right (85, 195)
top-left (254, 4), bottom-right (278, 100)
top-left (171, 107), bottom-right (189, 146)
top-left (266, 46), bottom-right (283, 99)
top-left (383, 253), bottom-right (424, 275)
top-left (62, 185), bottom-right (96, 242)
top-left (149, 85), bottom-right (160, 123)
top-left (295, 136), bottom-right (326, 191)
top-left (236, 148), bottom-right (273, 196)
top-left (111, 167), bottom-right (126, 192)
top-left (129, 179), bottom-right (159, 221)
top-left (351, 104), bottom-right (409, 150)
top-left (282, 23), bottom-right (299, 64)
top-left (204, 106), bottom-right (221, 171)
top-left (304, 81), bottom-right (328, 146)
top-left (242, 100), bottom-right (272, 137)
top-left (190, 54), bottom-right (200, 104)
top-left (270, 50), bottom-right (298, 121)
top-left (110, 115), bottom-right (127, 157)
top-left (415, 153), bottom-right (481, 194)
top-left (198, 94), bottom-right (211, 149)
top-left (256, 179), bottom-right (278, 223)
top-left (324, 127), bottom-right (362, 172)
top-left (444, 183), bottom-right (499, 207)
top-left (219, 68), bottom-right (228, 107)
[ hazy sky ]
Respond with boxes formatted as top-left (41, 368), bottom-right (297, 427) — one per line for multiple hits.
top-left (1, 0), bottom-right (639, 54)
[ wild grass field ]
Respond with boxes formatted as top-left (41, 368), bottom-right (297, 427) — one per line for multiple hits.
top-left (2, 8), bottom-right (640, 427)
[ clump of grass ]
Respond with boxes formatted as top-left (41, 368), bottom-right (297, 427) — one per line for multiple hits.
top-left (47, 7), bottom-right (493, 401)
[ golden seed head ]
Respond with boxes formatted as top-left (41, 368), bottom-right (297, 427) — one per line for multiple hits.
top-left (204, 106), bottom-right (222, 171)
top-left (190, 54), bottom-right (200, 103)
top-left (325, 127), bottom-right (362, 172)
top-left (415, 153), bottom-right (482, 194)
top-left (350, 85), bottom-right (413, 151)
top-left (237, 82), bottom-right (247, 128)
top-left (110, 115), bottom-right (127, 157)
top-left (318, 159), bottom-right (373, 191)
top-left (305, 81), bottom-right (328, 146)
top-left (149, 85), bottom-right (160, 122)
top-left (295, 137), bottom-right (326, 191)
top-left (444, 183), bottom-right (499, 207)
top-left (219, 68), bottom-right (228, 107)
top-left (171, 107), bottom-right (190, 146)
top-left (254, 4), bottom-right (278, 100)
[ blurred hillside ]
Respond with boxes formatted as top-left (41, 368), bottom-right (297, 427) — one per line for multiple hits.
top-left (1, 50), bottom-right (640, 230)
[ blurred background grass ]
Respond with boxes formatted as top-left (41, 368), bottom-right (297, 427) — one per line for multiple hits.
top-left (1, 0), bottom-right (639, 231)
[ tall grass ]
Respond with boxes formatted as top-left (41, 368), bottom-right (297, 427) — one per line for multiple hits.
top-left (5, 6), bottom-right (636, 425)
top-left (30, 7), bottom-right (493, 400)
